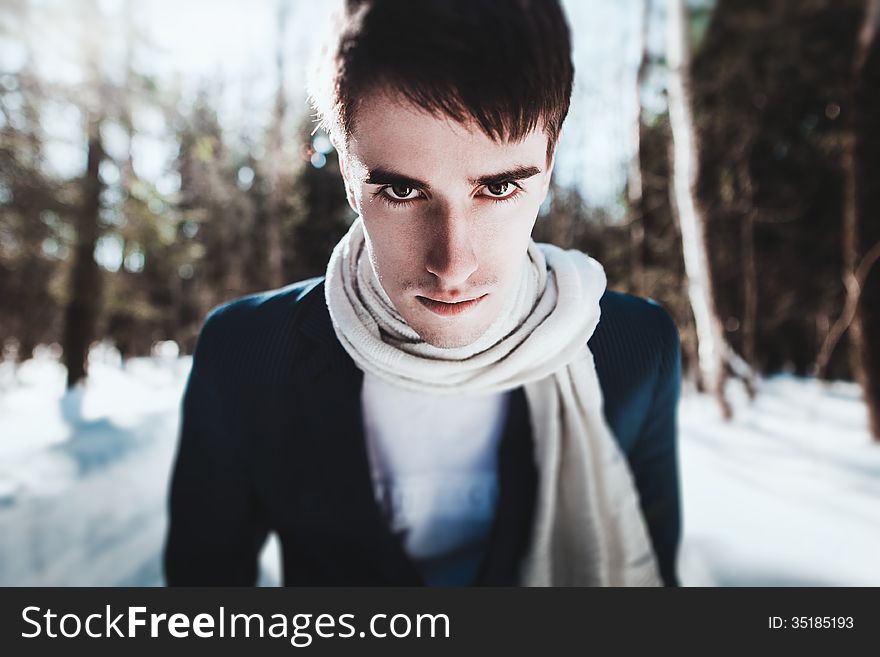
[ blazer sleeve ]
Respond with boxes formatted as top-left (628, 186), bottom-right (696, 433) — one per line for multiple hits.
top-left (628, 303), bottom-right (683, 587)
top-left (163, 310), bottom-right (270, 585)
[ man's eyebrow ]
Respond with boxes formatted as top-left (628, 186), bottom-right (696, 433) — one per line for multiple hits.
top-left (365, 167), bottom-right (431, 190)
top-left (470, 165), bottom-right (542, 186)
top-left (363, 165), bottom-right (543, 189)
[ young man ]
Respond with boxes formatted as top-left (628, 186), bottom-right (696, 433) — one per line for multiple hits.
top-left (163, 0), bottom-right (682, 587)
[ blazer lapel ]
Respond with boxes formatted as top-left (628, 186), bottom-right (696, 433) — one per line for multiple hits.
top-left (293, 283), bottom-right (424, 584)
top-left (472, 385), bottom-right (538, 586)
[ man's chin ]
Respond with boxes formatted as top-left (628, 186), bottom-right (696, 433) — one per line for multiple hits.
top-left (410, 320), bottom-right (487, 349)
top-left (422, 333), bottom-right (478, 349)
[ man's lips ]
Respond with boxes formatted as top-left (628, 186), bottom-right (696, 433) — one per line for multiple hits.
top-left (416, 293), bottom-right (488, 317)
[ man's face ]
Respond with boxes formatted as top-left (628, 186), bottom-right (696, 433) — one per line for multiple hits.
top-left (337, 90), bottom-right (555, 349)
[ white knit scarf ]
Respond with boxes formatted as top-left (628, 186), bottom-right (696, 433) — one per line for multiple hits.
top-left (324, 216), bottom-right (662, 586)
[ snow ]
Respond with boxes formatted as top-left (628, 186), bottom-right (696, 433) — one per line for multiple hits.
top-left (1, 346), bottom-right (878, 586)
top-left (0, 344), bottom-right (281, 587)
top-left (677, 376), bottom-right (880, 586)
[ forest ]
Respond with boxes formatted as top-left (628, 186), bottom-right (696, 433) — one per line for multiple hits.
top-left (1, 0), bottom-right (878, 438)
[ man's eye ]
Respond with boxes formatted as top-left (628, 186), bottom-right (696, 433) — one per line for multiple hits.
top-left (482, 181), bottom-right (519, 199)
top-left (384, 185), bottom-right (419, 201)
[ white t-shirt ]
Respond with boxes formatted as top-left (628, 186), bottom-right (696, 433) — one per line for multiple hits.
top-left (360, 371), bottom-right (511, 586)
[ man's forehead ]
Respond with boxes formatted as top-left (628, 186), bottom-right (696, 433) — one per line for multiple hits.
top-left (344, 89), bottom-right (550, 183)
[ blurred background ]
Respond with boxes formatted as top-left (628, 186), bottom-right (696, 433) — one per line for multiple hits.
top-left (1, 0), bottom-right (878, 586)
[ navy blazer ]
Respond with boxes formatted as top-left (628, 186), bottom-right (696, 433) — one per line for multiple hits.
top-left (163, 276), bottom-right (682, 587)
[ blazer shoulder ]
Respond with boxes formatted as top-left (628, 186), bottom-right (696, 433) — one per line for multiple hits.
top-left (205, 276), bottom-right (323, 327)
top-left (603, 288), bottom-right (678, 334)
top-left (191, 276), bottom-right (326, 377)
top-left (590, 289), bottom-right (681, 381)
top-left (198, 276), bottom-right (323, 341)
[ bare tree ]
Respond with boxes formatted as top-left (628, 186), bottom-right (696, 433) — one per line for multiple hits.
top-left (666, 0), bottom-right (734, 418)
top-left (264, 0), bottom-right (291, 290)
top-left (626, 0), bottom-right (651, 297)
top-left (815, 240), bottom-right (880, 383)
top-left (818, 0), bottom-right (880, 439)
top-left (62, 112), bottom-right (104, 389)
top-left (61, 1), bottom-right (106, 389)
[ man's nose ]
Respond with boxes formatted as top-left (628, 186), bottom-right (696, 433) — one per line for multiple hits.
top-left (424, 210), bottom-right (478, 288)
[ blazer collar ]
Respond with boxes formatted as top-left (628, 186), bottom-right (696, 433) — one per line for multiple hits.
top-left (295, 278), bottom-right (357, 380)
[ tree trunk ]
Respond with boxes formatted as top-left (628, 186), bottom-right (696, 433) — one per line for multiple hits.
top-left (62, 114), bottom-right (104, 388)
top-left (740, 211), bottom-right (757, 365)
top-left (265, 0), bottom-right (290, 290)
top-left (666, 0), bottom-right (732, 418)
top-left (627, 0), bottom-right (650, 297)
top-left (841, 0), bottom-right (880, 439)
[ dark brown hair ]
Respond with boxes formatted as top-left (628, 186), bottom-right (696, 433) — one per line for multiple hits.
top-left (308, 0), bottom-right (574, 161)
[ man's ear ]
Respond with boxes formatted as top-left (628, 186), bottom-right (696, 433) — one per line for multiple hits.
top-left (542, 124), bottom-right (561, 194)
top-left (336, 150), bottom-right (360, 215)
top-left (546, 151), bottom-right (556, 187)
top-left (542, 146), bottom-right (557, 197)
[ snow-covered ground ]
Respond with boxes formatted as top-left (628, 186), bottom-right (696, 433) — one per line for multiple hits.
top-left (1, 345), bottom-right (878, 586)
top-left (677, 375), bottom-right (880, 586)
